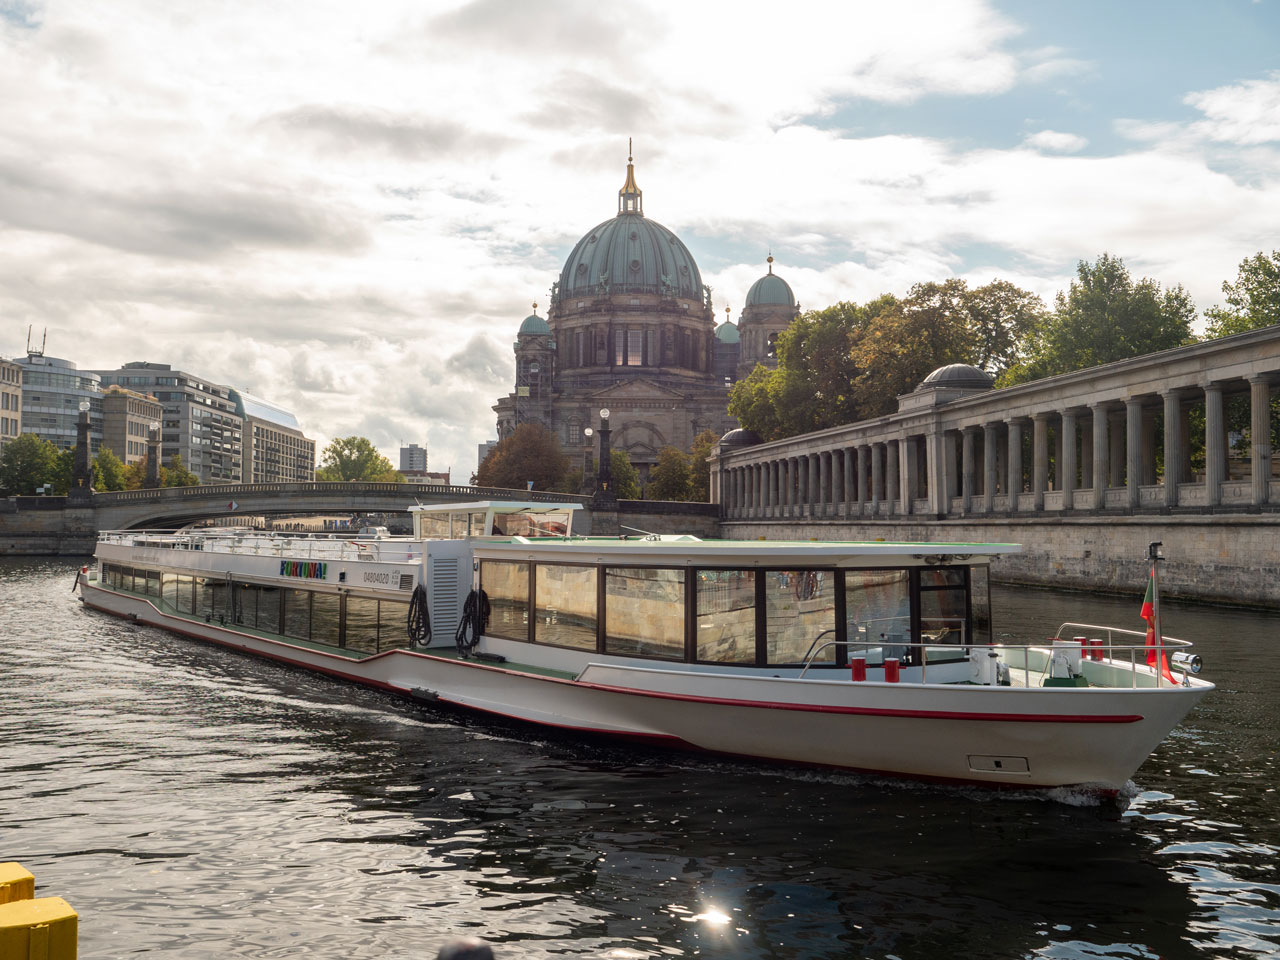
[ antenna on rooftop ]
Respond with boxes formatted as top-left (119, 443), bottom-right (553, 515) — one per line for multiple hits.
top-left (25, 325), bottom-right (46, 358)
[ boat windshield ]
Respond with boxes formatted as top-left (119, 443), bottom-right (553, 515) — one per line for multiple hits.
top-left (410, 502), bottom-right (580, 539)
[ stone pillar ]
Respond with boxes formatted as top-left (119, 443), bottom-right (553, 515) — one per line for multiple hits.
top-left (832, 450), bottom-right (844, 515)
top-left (983, 423), bottom-right (997, 511)
top-left (962, 427), bottom-right (976, 514)
top-left (1060, 409), bottom-right (1077, 510)
top-left (1251, 376), bottom-right (1272, 506)
top-left (809, 453), bottom-right (821, 511)
top-left (145, 424), bottom-right (162, 489)
top-left (1092, 404), bottom-right (1109, 501)
top-left (891, 438), bottom-right (904, 515)
top-left (1081, 418), bottom-right (1093, 491)
top-left (770, 460), bottom-right (780, 514)
top-left (820, 451), bottom-right (832, 514)
top-left (1163, 389), bottom-right (1183, 508)
top-left (1032, 413), bottom-right (1049, 510)
top-left (1204, 383), bottom-right (1224, 508)
top-left (69, 406), bottom-right (94, 503)
top-left (1125, 398), bottom-right (1143, 510)
top-left (1053, 420), bottom-right (1063, 491)
top-left (1006, 419), bottom-right (1023, 507)
top-left (843, 448), bottom-right (854, 507)
top-left (1141, 409), bottom-right (1158, 486)
top-left (1109, 411), bottom-right (1126, 488)
top-left (870, 443), bottom-right (884, 512)
top-left (856, 445), bottom-right (868, 515)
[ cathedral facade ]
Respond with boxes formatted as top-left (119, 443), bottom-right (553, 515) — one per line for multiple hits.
top-left (492, 153), bottom-right (799, 481)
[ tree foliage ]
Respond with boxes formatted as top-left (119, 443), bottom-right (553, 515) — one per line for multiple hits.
top-left (999, 254), bottom-right (1196, 386)
top-left (94, 447), bottom-right (128, 492)
top-left (608, 449), bottom-right (640, 500)
top-left (474, 423), bottom-right (569, 491)
top-left (1204, 249), bottom-right (1280, 338)
top-left (688, 428), bottom-right (718, 502)
top-left (0, 434), bottom-right (61, 496)
top-left (162, 453), bottom-right (200, 487)
top-left (316, 436), bottom-right (402, 482)
top-left (646, 446), bottom-right (692, 501)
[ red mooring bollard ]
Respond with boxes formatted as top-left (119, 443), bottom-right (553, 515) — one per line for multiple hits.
top-left (1089, 638), bottom-right (1105, 661)
top-left (851, 657), bottom-right (867, 682)
top-left (884, 658), bottom-right (900, 683)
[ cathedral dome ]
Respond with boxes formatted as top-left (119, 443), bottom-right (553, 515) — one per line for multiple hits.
top-left (557, 152), bottom-right (702, 301)
top-left (518, 310), bottom-right (550, 337)
top-left (745, 256), bottom-right (796, 308)
top-left (714, 320), bottom-right (740, 343)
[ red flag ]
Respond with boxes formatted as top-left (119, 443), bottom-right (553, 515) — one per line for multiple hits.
top-left (1140, 571), bottom-right (1176, 684)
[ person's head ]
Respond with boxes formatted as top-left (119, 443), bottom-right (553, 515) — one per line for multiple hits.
top-left (437, 937), bottom-right (495, 960)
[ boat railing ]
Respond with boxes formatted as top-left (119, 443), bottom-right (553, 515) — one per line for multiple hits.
top-left (797, 618), bottom-right (966, 683)
top-left (796, 621), bottom-right (1198, 688)
top-left (95, 530), bottom-right (422, 564)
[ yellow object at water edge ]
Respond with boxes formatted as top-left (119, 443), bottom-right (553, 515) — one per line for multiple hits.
top-left (0, 897), bottom-right (79, 959)
top-left (0, 863), bottom-right (35, 904)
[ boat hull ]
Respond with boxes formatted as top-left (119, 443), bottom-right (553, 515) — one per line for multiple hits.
top-left (79, 581), bottom-right (1211, 791)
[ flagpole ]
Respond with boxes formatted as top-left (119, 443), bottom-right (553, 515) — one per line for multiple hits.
top-left (1148, 540), bottom-right (1163, 687)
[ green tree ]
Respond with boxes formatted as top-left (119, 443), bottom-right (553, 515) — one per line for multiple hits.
top-left (316, 436), bottom-right (402, 482)
top-left (1000, 253), bottom-right (1197, 386)
top-left (647, 446), bottom-right (692, 500)
top-left (0, 434), bottom-right (61, 496)
top-left (94, 447), bottom-right (128, 491)
top-left (123, 459), bottom-right (148, 490)
top-left (1204, 249), bottom-right (1280, 338)
top-left (608, 449), bottom-right (640, 500)
top-left (162, 454), bottom-right (200, 487)
top-left (963, 278), bottom-right (1047, 376)
top-left (474, 423), bottom-right (569, 491)
top-left (688, 428), bottom-right (718, 501)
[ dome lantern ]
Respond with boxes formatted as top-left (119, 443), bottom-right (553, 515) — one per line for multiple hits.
top-left (618, 138), bottom-right (643, 217)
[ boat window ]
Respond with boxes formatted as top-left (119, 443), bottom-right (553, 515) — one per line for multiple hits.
top-left (969, 566), bottom-right (991, 644)
top-left (283, 589), bottom-right (311, 641)
top-left (845, 570), bottom-right (910, 657)
top-left (919, 568), bottom-right (968, 647)
top-left (194, 577), bottom-right (212, 618)
top-left (605, 568), bottom-right (685, 659)
top-left (765, 570), bottom-right (836, 664)
top-left (418, 514), bottom-right (451, 539)
top-left (145, 570), bottom-right (161, 598)
top-left (311, 593), bottom-right (340, 646)
top-left (378, 599), bottom-right (411, 652)
top-left (235, 582), bottom-right (256, 627)
top-left (535, 564), bottom-right (597, 650)
top-left (161, 572), bottom-right (178, 610)
top-left (345, 595), bottom-right (380, 653)
top-left (695, 570), bottom-right (756, 663)
top-left (481, 560), bottom-right (530, 641)
top-left (257, 585), bottom-right (281, 634)
top-left (467, 512), bottom-right (488, 536)
top-left (920, 568), bottom-right (965, 589)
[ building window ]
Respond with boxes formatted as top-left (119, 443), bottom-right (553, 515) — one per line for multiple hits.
top-left (627, 329), bottom-right (643, 366)
top-left (614, 329), bottom-right (625, 366)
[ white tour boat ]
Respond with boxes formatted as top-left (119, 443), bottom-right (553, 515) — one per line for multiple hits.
top-left (78, 502), bottom-right (1213, 793)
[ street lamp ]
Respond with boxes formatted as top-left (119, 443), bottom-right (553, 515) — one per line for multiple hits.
top-left (582, 426), bottom-right (594, 493)
top-left (596, 408), bottom-right (613, 496)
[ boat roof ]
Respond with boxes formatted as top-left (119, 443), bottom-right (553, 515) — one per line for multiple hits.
top-left (407, 501), bottom-right (583, 515)
top-left (473, 537), bottom-right (1020, 568)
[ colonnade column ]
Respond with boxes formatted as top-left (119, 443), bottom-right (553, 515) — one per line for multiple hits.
top-left (857, 446), bottom-right (869, 516)
top-left (961, 427), bottom-right (975, 514)
top-left (1060, 410), bottom-right (1077, 510)
top-left (1205, 383), bottom-right (1224, 508)
top-left (1032, 413), bottom-right (1049, 510)
top-left (1092, 404), bottom-right (1109, 505)
top-left (1126, 398), bottom-right (1143, 510)
top-left (983, 423), bottom-right (998, 512)
top-left (1006, 418), bottom-right (1023, 509)
top-left (870, 443), bottom-right (884, 513)
top-left (889, 439), bottom-right (902, 514)
top-left (808, 453), bottom-right (820, 512)
top-left (1251, 376), bottom-right (1272, 506)
top-left (1163, 389), bottom-right (1183, 508)
top-left (832, 451), bottom-right (844, 515)
top-left (843, 449), bottom-right (855, 509)
top-left (820, 452), bottom-right (832, 515)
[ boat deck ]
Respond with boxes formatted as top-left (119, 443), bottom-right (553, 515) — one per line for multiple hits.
top-left (419, 645), bottom-right (579, 681)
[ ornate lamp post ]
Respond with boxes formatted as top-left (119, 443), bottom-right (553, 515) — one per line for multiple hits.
top-left (69, 400), bottom-right (94, 502)
top-left (582, 426), bottom-right (595, 494)
top-left (593, 407), bottom-right (615, 505)
top-left (145, 421), bottom-right (162, 488)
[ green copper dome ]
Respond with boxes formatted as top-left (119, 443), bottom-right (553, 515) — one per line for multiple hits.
top-left (518, 312), bottom-right (550, 336)
top-left (745, 272), bottom-right (796, 308)
top-left (714, 320), bottom-right (740, 343)
top-left (557, 153), bottom-right (702, 301)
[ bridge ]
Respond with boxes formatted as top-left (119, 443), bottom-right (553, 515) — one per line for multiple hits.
top-left (89, 482), bottom-right (591, 530)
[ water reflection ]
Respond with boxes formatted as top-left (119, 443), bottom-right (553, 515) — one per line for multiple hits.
top-left (1, 559), bottom-right (1277, 959)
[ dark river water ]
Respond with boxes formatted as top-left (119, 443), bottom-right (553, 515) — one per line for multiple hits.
top-left (2, 558), bottom-right (1277, 959)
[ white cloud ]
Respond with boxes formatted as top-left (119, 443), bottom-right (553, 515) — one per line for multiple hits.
top-left (1022, 130), bottom-right (1089, 153)
top-left (1184, 70), bottom-right (1280, 145)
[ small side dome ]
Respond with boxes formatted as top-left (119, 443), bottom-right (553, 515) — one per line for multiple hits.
top-left (720, 427), bottom-right (762, 447)
top-left (745, 273), bottom-right (796, 307)
top-left (518, 309), bottom-right (550, 337)
top-left (920, 363), bottom-right (994, 390)
top-left (715, 320), bottom-right (740, 343)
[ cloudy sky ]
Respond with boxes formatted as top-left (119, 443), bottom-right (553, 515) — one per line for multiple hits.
top-left (2, 0), bottom-right (1278, 477)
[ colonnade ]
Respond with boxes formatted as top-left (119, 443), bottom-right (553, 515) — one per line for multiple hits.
top-left (719, 374), bottom-right (1276, 519)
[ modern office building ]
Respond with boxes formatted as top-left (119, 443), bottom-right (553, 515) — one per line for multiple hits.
top-left (231, 390), bottom-right (316, 483)
top-left (101, 386), bottom-right (164, 465)
top-left (400, 443), bottom-right (428, 474)
top-left (14, 353), bottom-right (103, 452)
top-left (92, 362), bottom-right (243, 483)
top-left (0, 358), bottom-right (21, 449)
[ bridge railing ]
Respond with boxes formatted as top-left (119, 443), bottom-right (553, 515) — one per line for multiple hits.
top-left (91, 483), bottom-right (592, 505)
